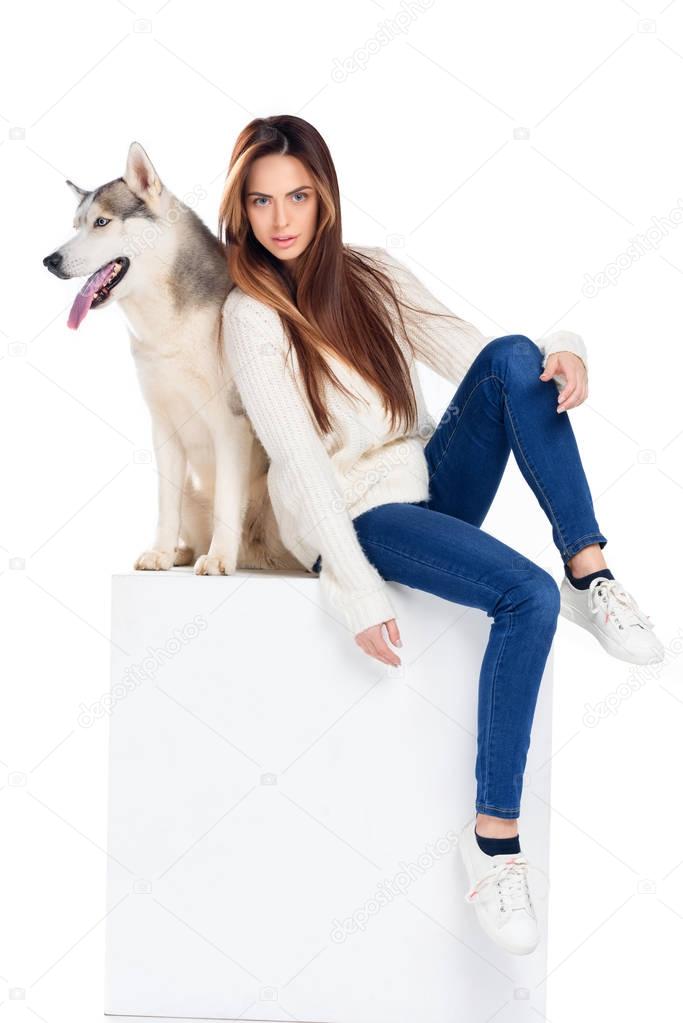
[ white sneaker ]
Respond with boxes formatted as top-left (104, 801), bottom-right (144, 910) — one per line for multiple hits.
top-left (458, 820), bottom-right (539, 955)
top-left (560, 574), bottom-right (664, 665)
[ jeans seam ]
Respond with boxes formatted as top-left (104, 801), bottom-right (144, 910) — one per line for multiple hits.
top-left (481, 606), bottom-right (515, 809)
top-left (429, 373), bottom-right (499, 482)
top-left (563, 532), bottom-right (607, 560)
top-left (476, 802), bottom-right (521, 814)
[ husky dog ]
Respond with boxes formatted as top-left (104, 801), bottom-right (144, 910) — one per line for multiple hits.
top-left (42, 141), bottom-right (302, 575)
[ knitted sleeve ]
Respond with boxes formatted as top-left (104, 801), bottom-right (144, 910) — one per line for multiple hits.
top-left (222, 289), bottom-right (397, 637)
top-left (368, 247), bottom-right (588, 385)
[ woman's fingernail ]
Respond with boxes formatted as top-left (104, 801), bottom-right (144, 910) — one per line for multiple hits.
top-left (396, 639), bottom-right (403, 647)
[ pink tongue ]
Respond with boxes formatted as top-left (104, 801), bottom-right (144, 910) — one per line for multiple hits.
top-left (67, 262), bottom-right (118, 330)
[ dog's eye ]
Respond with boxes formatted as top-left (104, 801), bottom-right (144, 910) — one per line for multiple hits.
top-left (93, 217), bottom-right (110, 228)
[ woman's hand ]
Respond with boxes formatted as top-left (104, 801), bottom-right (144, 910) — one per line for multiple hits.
top-left (355, 618), bottom-right (402, 666)
top-left (539, 351), bottom-right (588, 412)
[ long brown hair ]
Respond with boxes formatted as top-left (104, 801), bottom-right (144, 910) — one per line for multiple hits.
top-left (218, 114), bottom-right (455, 436)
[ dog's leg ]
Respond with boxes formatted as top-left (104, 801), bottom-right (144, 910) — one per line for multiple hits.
top-left (134, 414), bottom-right (186, 571)
top-left (194, 415), bottom-right (252, 576)
top-left (177, 469), bottom-right (212, 564)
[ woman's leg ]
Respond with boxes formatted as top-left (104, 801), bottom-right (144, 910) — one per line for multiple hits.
top-left (348, 336), bottom-right (604, 825)
top-left (351, 500), bottom-right (560, 821)
top-left (353, 334), bottom-right (605, 830)
top-left (419, 334), bottom-right (608, 565)
top-left (411, 334), bottom-right (606, 831)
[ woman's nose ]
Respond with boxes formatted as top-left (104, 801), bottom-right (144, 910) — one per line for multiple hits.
top-left (273, 203), bottom-right (289, 228)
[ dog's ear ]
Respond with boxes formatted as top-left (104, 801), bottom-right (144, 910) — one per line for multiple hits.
top-left (124, 141), bottom-right (163, 201)
top-left (66, 179), bottom-right (89, 201)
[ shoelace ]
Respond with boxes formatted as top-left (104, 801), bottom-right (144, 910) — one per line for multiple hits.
top-left (588, 578), bottom-right (654, 631)
top-left (464, 855), bottom-right (532, 912)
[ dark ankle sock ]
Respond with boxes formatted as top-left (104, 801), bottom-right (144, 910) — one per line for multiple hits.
top-left (564, 563), bottom-right (614, 590)
top-left (475, 825), bottom-right (521, 856)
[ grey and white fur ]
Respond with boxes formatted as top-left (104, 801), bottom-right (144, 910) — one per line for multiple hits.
top-left (43, 141), bottom-right (303, 575)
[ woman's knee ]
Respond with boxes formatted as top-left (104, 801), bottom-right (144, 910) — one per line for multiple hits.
top-left (532, 569), bottom-right (561, 620)
top-left (482, 334), bottom-right (541, 375)
top-left (496, 564), bottom-right (561, 623)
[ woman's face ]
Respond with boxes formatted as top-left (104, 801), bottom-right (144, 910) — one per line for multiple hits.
top-left (245, 154), bottom-right (319, 267)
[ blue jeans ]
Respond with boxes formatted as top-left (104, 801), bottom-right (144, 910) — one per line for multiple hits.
top-left (312, 335), bottom-right (608, 819)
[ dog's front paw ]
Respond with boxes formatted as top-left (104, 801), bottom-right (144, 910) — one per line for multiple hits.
top-left (134, 549), bottom-right (175, 571)
top-left (194, 553), bottom-right (237, 576)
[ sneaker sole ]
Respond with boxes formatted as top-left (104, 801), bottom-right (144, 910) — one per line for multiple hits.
top-left (559, 596), bottom-right (664, 665)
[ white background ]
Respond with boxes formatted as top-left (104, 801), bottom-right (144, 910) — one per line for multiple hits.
top-left (2, 0), bottom-right (683, 1019)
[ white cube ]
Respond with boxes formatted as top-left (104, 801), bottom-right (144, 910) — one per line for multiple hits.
top-left (105, 567), bottom-right (554, 1022)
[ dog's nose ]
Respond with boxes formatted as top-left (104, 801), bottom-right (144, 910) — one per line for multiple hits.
top-left (43, 251), bottom-right (62, 270)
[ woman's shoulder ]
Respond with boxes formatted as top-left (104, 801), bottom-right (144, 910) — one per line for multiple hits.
top-left (347, 243), bottom-right (412, 283)
top-left (348, 243), bottom-right (388, 264)
top-left (222, 286), bottom-right (285, 341)
top-left (223, 284), bottom-right (273, 321)
top-left (348, 242), bottom-right (405, 263)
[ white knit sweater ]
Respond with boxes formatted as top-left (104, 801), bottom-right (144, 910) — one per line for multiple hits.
top-left (222, 246), bottom-right (587, 636)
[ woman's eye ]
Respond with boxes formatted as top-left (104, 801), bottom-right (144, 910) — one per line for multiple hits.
top-left (94, 217), bottom-right (110, 227)
top-left (252, 193), bottom-right (308, 207)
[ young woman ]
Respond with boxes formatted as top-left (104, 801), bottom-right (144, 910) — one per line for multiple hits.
top-left (218, 114), bottom-right (663, 955)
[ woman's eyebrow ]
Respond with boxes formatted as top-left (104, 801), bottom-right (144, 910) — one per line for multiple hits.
top-left (246, 185), bottom-right (313, 197)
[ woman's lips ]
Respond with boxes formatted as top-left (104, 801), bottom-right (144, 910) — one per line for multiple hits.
top-left (272, 235), bottom-right (298, 248)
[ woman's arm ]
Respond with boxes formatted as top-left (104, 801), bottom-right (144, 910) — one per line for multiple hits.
top-left (222, 290), bottom-right (397, 638)
top-left (369, 247), bottom-right (588, 385)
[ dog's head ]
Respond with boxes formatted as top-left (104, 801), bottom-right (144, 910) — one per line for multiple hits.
top-left (42, 141), bottom-right (166, 329)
